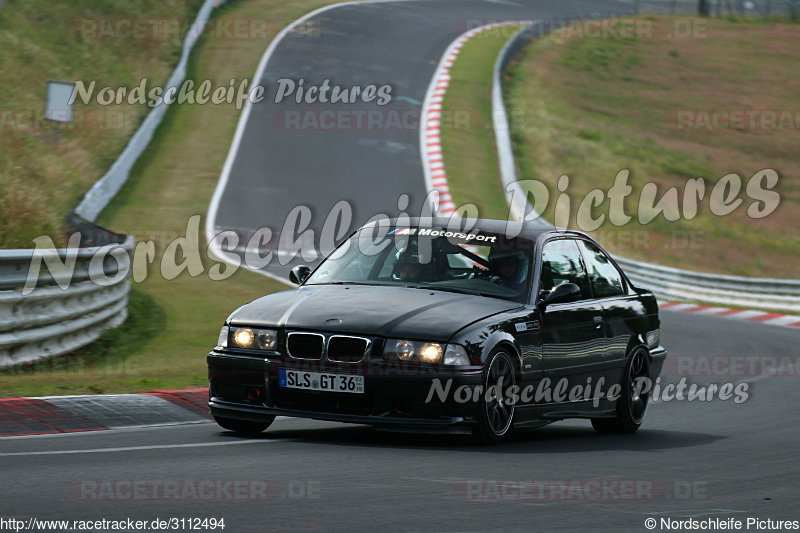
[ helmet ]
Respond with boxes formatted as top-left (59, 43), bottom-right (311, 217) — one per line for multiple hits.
top-left (488, 249), bottom-right (527, 287)
top-left (392, 250), bottom-right (428, 282)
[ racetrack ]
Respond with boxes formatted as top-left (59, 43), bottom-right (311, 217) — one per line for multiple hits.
top-left (207, 0), bottom-right (627, 279)
top-left (3, 1), bottom-right (798, 531)
top-left (2, 311), bottom-right (799, 531)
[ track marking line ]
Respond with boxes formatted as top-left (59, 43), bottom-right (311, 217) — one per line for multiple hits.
top-left (205, 0), bottom-right (421, 284)
top-left (0, 438), bottom-right (292, 457)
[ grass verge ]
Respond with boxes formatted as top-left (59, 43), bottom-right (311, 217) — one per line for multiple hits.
top-left (442, 16), bottom-right (799, 279)
top-left (0, 0), bottom-right (340, 398)
top-left (0, 0), bottom-right (204, 248)
top-left (504, 16), bottom-right (799, 278)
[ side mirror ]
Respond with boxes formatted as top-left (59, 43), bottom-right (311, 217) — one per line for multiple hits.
top-left (289, 265), bottom-right (311, 285)
top-left (539, 282), bottom-right (581, 307)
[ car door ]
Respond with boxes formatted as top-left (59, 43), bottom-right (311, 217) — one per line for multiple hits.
top-left (576, 239), bottom-right (645, 382)
top-left (538, 238), bottom-right (606, 401)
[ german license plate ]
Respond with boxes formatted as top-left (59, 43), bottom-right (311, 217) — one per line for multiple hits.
top-left (279, 369), bottom-right (364, 394)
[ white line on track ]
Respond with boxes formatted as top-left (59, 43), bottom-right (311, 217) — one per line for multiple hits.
top-left (0, 417), bottom-right (295, 440)
top-left (0, 438), bottom-right (290, 457)
top-left (204, 0), bottom-right (419, 285)
top-left (0, 421), bottom-right (211, 440)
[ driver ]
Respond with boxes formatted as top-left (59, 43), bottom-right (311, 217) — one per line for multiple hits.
top-left (487, 250), bottom-right (527, 289)
top-left (392, 250), bottom-right (425, 282)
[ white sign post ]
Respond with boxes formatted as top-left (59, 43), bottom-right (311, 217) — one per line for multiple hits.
top-left (45, 80), bottom-right (75, 139)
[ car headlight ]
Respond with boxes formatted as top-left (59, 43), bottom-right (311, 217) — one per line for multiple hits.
top-left (385, 339), bottom-right (469, 365)
top-left (232, 328), bottom-right (254, 348)
top-left (227, 326), bottom-right (278, 351)
top-left (394, 339), bottom-right (416, 360)
top-left (419, 343), bottom-right (443, 363)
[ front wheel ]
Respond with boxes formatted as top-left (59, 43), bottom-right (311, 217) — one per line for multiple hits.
top-left (592, 346), bottom-right (650, 434)
top-left (214, 415), bottom-right (275, 436)
top-left (473, 349), bottom-right (517, 444)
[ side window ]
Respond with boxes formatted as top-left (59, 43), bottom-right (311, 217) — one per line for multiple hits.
top-left (540, 239), bottom-right (590, 300)
top-left (577, 241), bottom-right (626, 298)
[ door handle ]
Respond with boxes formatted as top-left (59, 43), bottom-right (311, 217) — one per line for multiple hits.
top-left (593, 315), bottom-right (603, 328)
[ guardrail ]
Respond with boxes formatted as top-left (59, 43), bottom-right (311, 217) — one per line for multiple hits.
top-left (492, 16), bottom-right (800, 314)
top-left (633, 0), bottom-right (798, 17)
top-left (74, 0), bottom-right (218, 222)
top-left (615, 257), bottom-right (800, 313)
top-left (0, 219), bottom-right (133, 369)
top-left (0, 0), bottom-right (221, 369)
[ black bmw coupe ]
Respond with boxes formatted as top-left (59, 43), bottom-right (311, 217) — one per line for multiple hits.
top-left (208, 218), bottom-right (666, 443)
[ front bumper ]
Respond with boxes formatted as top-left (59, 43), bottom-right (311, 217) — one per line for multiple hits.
top-left (207, 351), bottom-right (483, 433)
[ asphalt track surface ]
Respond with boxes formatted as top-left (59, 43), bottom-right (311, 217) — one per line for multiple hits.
top-left (2, 312), bottom-right (799, 531)
top-left (211, 0), bottom-right (628, 278)
top-left (3, 1), bottom-right (798, 532)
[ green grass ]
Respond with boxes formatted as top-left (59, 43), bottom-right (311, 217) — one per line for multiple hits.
top-left (0, 0), bottom-right (205, 248)
top-left (0, 0), bottom-right (343, 398)
top-left (439, 24), bottom-right (524, 220)
top-left (442, 16), bottom-right (800, 279)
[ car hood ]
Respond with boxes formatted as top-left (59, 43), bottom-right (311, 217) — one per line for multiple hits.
top-left (229, 284), bottom-right (522, 341)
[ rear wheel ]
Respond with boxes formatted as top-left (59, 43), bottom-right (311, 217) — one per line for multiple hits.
top-left (592, 346), bottom-right (650, 434)
top-left (214, 415), bottom-right (275, 435)
top-left (473, 349), bottom-right (516, 444)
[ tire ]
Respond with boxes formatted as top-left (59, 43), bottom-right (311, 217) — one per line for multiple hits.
top-left (473, 349), bottom-right (517, 444)
top-left (592, 346), bottom-right (650, 434)
top-left (214, 415), bottom-right (275, 435)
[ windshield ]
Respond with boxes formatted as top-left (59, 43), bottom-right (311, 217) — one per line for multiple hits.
top-left (305, 226), bottom-right (535, 303)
